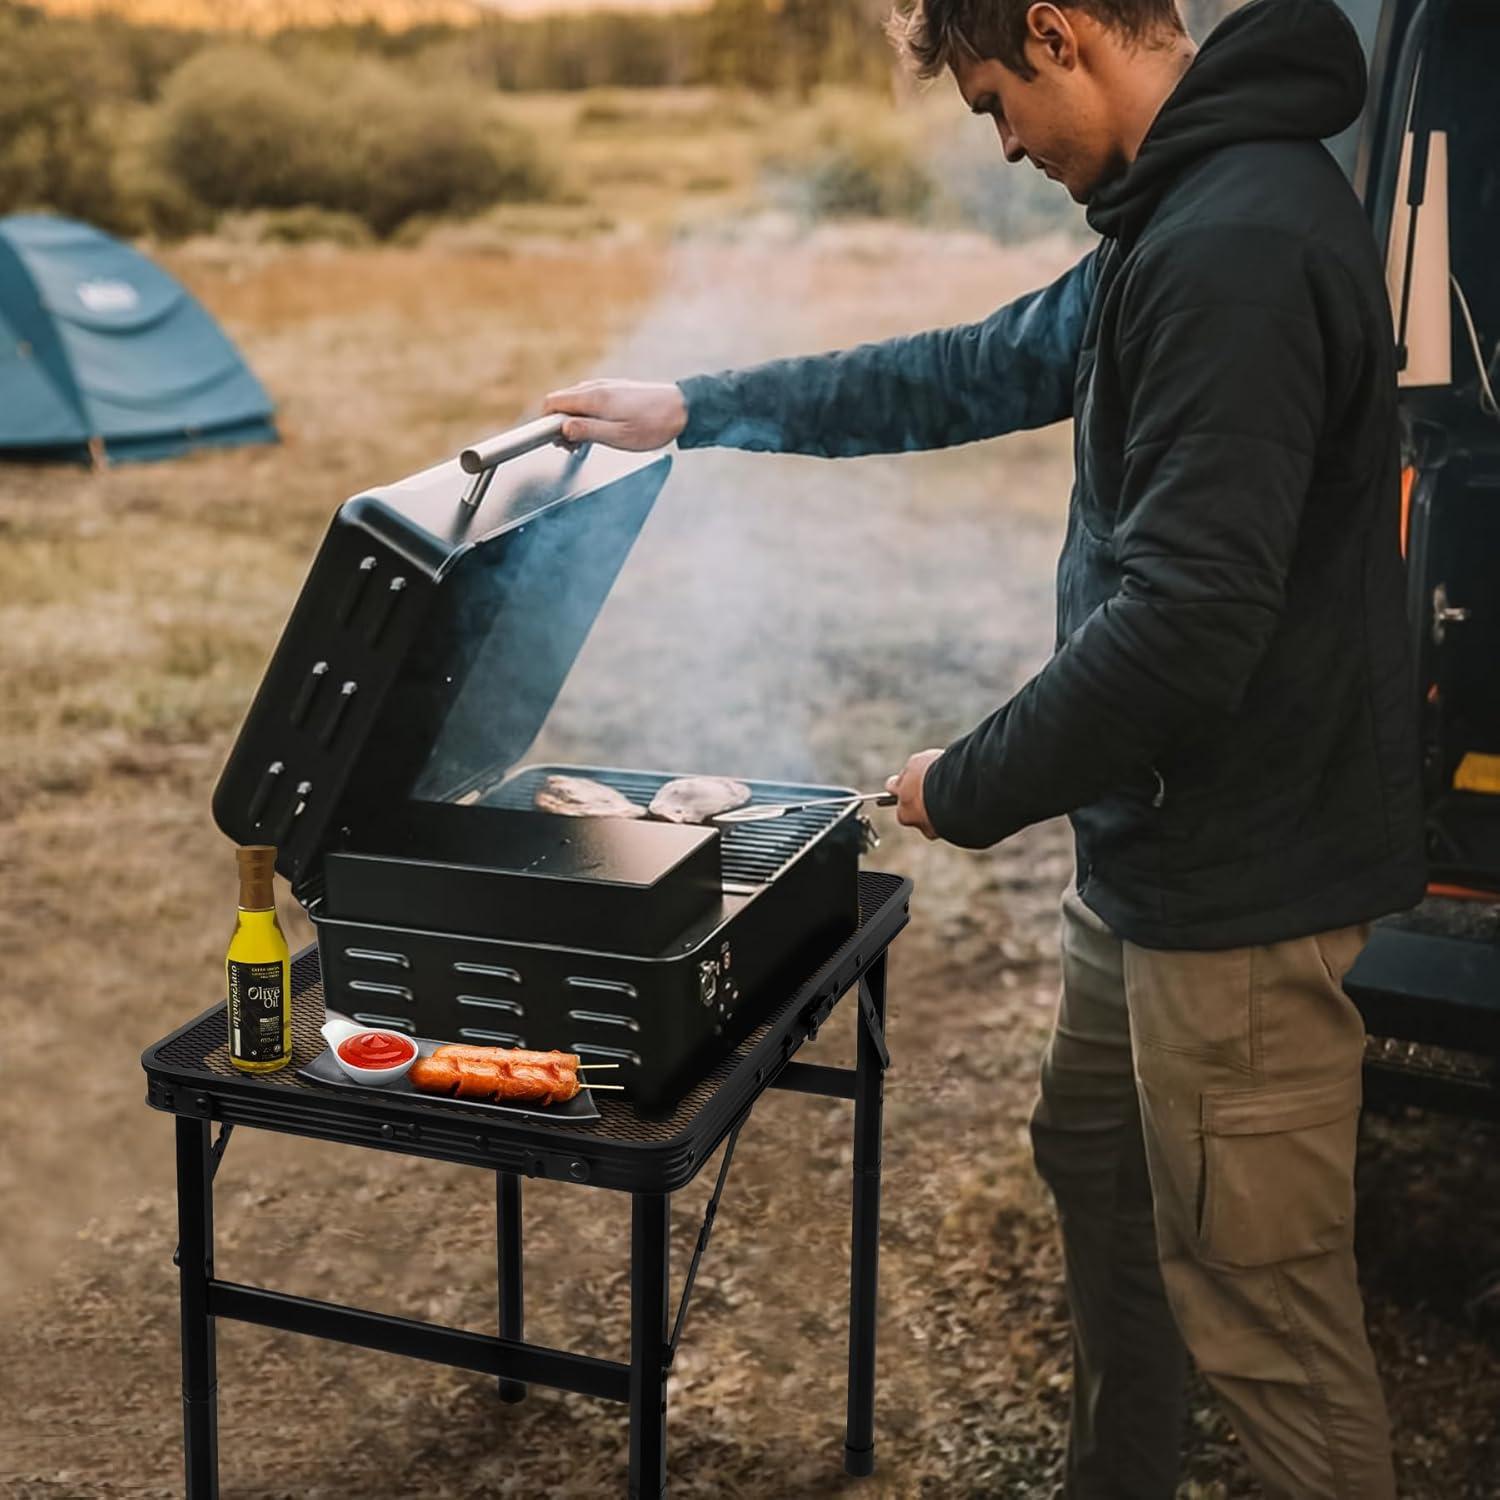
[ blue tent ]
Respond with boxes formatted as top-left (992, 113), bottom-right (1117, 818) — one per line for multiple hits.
top-left (0, 214), bottom-right (277, 465)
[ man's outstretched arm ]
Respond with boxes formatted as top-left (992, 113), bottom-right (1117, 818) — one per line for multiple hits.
top-left (543, 249), bottom-right (1097, 455)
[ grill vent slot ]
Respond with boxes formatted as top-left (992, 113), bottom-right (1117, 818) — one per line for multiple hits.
top-left (458, 995), bottom-right (525, 1017)
top-left (350, 1013), bottom-right (416, 1033)
top-left (344, 947), bottom-right (410, 969)
top-left (339, 556), bottom-right (378, 624)
top-left (568, 1008), bottom-right (640, 1032)
top-left (348, 979), bottom-right (413, 1001)
top-left (248, 760), bottom-right (284, 823)
top-left (481, 767), bottom-right (846, 890)
top-left (290, 663), bottom-right (329, 727)
top-left (368, 576), bottom-right (407, 645)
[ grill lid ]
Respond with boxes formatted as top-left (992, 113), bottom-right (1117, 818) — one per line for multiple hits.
top-left (211, 434), bottom-right (671, 885)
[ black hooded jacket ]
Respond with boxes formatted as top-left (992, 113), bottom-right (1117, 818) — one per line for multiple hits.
top-left (677, 0), bottom-right (1428, 948)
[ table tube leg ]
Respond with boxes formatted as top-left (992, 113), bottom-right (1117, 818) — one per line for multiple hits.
top-left (176, 1117), bottom-right (219, 1499)
top-left (497, 1171), bottom-right (526, 1404)
top-left (628, 1193), bottom-right (670, 1499)
top-left (844, 953), bottom-right (887, 1478)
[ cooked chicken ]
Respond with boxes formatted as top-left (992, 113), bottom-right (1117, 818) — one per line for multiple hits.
top-left (648, 776), bottom-right (752, 824)
top-left (534, 774), bottom-right (646, 819)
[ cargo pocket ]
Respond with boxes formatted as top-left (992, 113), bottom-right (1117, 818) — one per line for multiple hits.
top-left (1197, 1072), bottom-right (1361, 1269)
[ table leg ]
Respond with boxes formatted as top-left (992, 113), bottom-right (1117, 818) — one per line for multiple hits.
top-left (628, 1192), bottom-right (670, 1499)
top-left (497, 1171), bottom-right (526, 1404)
top-left (176, 1117), bottom-right (219, 1499)
top-left (844, 952), bottom-right (887, 1478)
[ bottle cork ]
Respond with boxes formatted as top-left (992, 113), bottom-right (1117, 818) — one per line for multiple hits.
top-left (236, 844), bottom-right (277, 911)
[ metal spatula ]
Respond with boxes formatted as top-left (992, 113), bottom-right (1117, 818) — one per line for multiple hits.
top-left (713, 792), bottom-right (897, 825)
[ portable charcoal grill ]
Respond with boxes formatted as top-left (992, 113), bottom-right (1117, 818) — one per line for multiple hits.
top-left (212, 418), bottom-right (864, 1109)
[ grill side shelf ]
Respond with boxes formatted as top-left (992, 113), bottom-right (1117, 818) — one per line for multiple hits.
top-left (143, 872), bottom-right (910, 1194)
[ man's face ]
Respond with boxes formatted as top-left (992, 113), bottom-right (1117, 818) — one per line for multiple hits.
top-left (951, 7), bottom-right (1124, 204)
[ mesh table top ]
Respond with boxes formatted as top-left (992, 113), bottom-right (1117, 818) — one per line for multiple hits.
top-left (144, 870), bottom-right (909, 1193)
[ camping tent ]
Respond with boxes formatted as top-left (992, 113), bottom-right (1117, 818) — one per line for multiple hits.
top-left (0, 214), bottom-right (277, 465)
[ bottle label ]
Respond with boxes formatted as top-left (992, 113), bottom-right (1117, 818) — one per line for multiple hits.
top-left (228, 959), bottom-right (287, 1063)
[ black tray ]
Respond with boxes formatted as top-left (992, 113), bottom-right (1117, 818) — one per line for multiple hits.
top-left (299, 1036), bottom-right (601, 1122)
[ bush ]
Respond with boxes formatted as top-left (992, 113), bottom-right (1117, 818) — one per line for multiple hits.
top-left (764, 103), bottom-right (934, 223)
top-left (153, 46), bottom-right (552, 238)
top-left (760, 92), bottom-right (1088, 243)
top-left (796, 135), bottom-right (933, 220)
top-left (253, 206), bottom-right (376, 246)
top-left (110, 138), bottom-right (217, 241)
top-left (924, 110), bottom-right (1087, 244)
top-left (0, 14), bottom-right (134, 229)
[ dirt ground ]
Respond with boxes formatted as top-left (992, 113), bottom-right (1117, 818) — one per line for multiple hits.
top-left (4, 223), bottom-right (1500, 1499)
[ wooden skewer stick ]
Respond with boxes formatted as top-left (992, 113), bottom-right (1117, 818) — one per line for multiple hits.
top-left (574, 1063), bottom-right (620, 1070)
top-left (581, 1083), bottom-right (626, 1091)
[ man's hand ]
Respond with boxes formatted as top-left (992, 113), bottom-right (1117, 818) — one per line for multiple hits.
top-left (542, 379), bottom-right (688, 451)
top-left (886, 749), bottom-right (944, 840)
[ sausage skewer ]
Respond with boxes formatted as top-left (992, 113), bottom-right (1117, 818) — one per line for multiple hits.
top-left (431, 1042), bottom-right (617, 1072)
top-left (433, 1043), bottom-right (579, 1069)
top-left (412, 1055), bottom-right (578, 1104)
top-left (409, 1052), bottom-right (625, 1106)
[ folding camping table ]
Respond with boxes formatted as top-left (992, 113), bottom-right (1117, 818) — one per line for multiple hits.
top-left (142, 869), bottom-right (910, 1498)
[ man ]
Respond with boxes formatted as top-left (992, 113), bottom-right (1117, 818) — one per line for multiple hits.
top-left (543, 0), bottom-right (1427, 1494)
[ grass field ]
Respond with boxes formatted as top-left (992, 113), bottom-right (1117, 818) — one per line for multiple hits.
top-left (3, 96), bottom-right (1499, 1498)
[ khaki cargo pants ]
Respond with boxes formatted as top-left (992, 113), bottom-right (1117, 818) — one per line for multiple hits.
top-left (1031, 887), bottom-right (1395, 1500)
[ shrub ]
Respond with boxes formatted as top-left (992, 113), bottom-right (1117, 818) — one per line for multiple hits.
top-left (153, 46), bottom-right (552, 238)
top-left (253, 206), bottom-right (375, 247)
top-left (762, 92), bottom-right (1088, 243)
top-left (925, 110), bottom-right (1087, 243)
top-left (764, 102), bottom-right (935, 223)
top-left (0, 15), bottom-right (133, 229)
top-left (797, 135), bottom-right (933, 220)
top-left (111, 140), bottom-right (217, 241)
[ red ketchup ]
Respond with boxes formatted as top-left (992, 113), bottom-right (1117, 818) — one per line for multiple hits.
top-left (338, 1031), bottom-right (416, 1069)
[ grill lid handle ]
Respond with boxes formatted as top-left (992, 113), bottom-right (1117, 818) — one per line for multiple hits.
top-left (460, 414), bottom-right (569, 475)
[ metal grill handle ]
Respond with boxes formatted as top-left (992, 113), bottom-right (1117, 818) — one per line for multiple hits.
top-left (459, 415), bottom-right (568, 476)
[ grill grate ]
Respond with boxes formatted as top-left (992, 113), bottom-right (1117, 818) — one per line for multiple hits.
top-left (478, 765), bottom-right (850, 889)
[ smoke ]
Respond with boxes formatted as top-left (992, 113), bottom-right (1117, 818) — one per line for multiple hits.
top-left (480, 227), bottom-right (1078, 793)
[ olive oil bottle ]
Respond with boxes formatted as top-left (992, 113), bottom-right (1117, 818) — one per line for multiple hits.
top-left (226, 844), bottom-right (292, 1073)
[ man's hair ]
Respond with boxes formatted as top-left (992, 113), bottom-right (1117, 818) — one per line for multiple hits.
top-left (887, 0), bottom-right (1185, 78)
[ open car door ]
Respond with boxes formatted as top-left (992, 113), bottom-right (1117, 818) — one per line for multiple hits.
top-left (1336, 0), bottom-right (1500, 1116)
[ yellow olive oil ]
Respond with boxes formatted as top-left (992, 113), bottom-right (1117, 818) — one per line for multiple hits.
top-left (226, 844), bottom-right (292, 1073)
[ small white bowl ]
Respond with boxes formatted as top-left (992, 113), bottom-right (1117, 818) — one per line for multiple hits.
top-left (320, 1014), bottom-right (419, 1086)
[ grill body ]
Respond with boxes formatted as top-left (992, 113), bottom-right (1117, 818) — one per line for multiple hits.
top-left (212, 441), bottom-right (863, 1112)
top-left (312, 765), bottom-right (862, 1112)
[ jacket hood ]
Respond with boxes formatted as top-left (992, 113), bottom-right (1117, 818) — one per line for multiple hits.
top-left (1087, 0), bottom-right (1367, 242)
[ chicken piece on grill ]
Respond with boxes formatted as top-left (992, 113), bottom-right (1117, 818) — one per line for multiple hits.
top-left (534, 774), bottom-right (646, 819)
top-left (648, 776), bottom-right (752, 824)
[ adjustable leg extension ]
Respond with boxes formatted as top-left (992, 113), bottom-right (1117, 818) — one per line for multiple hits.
top-left (177, 1117), bottom-right (220, 1499)
top-left (497, 1172), bottom-right (525, 1404)
top-left (629, 1193), bottom-right (670, 1499)
top-left (845, 953), bottom-right (888, 1476)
